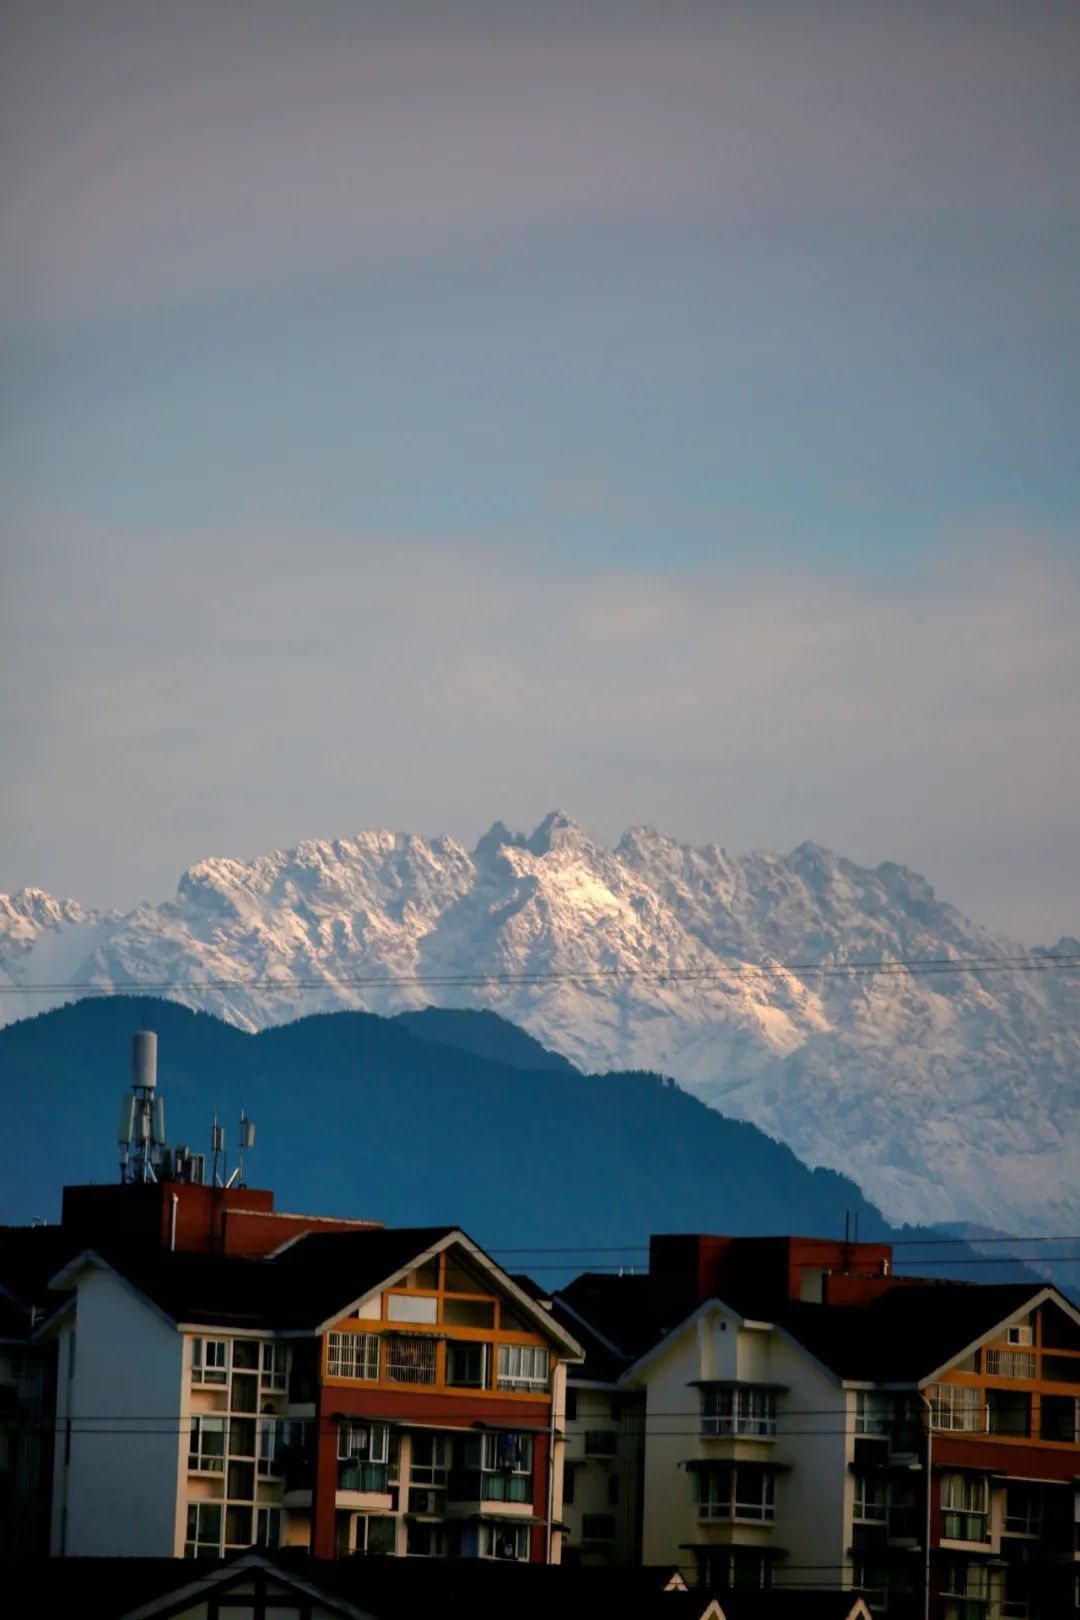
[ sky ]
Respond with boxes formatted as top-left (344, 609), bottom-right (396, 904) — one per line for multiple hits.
top-left (1, 0), bottom-right (1078, 942)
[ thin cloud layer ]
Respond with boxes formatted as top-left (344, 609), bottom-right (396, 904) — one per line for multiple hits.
top-left (2, 518), bottom-right (1077, 942)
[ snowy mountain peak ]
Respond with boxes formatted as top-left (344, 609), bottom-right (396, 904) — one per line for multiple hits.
top-left (1, 817), bottom-right (1076, 1238)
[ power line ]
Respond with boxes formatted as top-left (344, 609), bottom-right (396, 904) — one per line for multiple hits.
top-left (488, 1235), bottom-right (1080, 1254)
top-left (1, 953), bottom-right (1078, 996)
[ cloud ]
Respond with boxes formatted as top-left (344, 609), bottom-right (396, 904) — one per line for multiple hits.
top-left (2, 1), bottom-right (1077, 331)
top-left (2, 513), bottom-right (1077, 942)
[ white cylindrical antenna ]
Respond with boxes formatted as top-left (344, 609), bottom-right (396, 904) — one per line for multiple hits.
top-left (132, 1030), bottom-right (158, 1090)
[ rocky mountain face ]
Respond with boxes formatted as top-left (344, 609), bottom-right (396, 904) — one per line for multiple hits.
top-left (2, 813), bottom-right (1076, 1233)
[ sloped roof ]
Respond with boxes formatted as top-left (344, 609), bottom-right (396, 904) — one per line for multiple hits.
top-left (46, 1227), bottom-right (583, 1356)
top-left (773, 1282), bottom-right (1049, 1381)
top-left (556, 1272), bottom-right (660, 1358)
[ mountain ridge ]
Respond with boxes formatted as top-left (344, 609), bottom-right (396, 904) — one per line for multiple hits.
top-left (2, 814), bottom-right (1076, 1234)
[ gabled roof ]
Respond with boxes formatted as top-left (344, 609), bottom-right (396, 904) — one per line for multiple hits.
top-left (44, 1227), bottom-right (584, 1358)
top-left (773, 1283), bottom-right (1061, 1383)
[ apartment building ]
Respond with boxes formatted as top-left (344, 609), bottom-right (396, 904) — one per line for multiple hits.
top-left (42, 1224), bottom-right (583, 1562)
top-left (553, 1235), bottom-right (1080, 1619)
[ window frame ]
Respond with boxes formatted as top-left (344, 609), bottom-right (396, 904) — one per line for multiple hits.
top-left (496, 1342), bottom-right (550, 1393)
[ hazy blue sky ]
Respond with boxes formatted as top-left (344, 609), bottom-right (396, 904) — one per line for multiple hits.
top-left (2, 1), bottom-right (1078, 940)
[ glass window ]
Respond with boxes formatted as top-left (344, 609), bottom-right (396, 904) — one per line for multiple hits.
top-left (941, 1472), bottom-right (989, 1542)
top-left (359, 1514), bottom-right (397, 1554)
top-left (185, 1501), bottom-right (222, 1556)
top-left (260, 1342), bottom-right (286, 1389)
top-left (338, 1422), bottom-right (390, 1464)
top-left (497, 1343), bottom-right (549, 1393)
top-left (698, 1464), bottom-right (775, 1522)
top-left (326, 1330), bottom-right (380, 1381)
top-left (481, 1521), bottom-right (530, 1560)
top-left (258, 1417), bottom-right (284, 1477)
top-left (443, 1297), bottom-right (496, 1328)
top-left (232, 1340), bottom-right (258, 1371)
top-left (930, 1384), bottom-right (982, 1432)
top-left (256, 1507), bottom-right (280, 1548)
top-left (228, 1418), bottom-right (256, 1457)
top-left (188, 1414), bottom-right (226, 1473)
top-left (192, 1338), bottom-right (228, 1385)
top-left (701, 1386), bottom-right (777, 1436)
top-left (446, 1341), bottom-right (490, 1389)
top-left (386, 1292), bottom-right (438, 1325)
top-left (224, 1504), bottom-right (252, 1546)
top-left (410, 1431), bottom-right (451, 1485)
top-left (854, 1476), bottom-right (888, 1522)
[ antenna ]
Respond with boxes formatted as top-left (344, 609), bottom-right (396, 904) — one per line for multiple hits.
top-left (211, 1117), bottom-right (226, 1187)
top-left (237, 1110), bottom-right (255, 1188)
top-left (119, 1032), bottom-right (167, 1184)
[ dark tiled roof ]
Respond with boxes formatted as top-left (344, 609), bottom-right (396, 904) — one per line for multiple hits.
top-left (80, 1226), bottom-right (457, 1332)
top-left (556, 1272), bottom-right (660, 1358)
top-left (774, 1282), bottom-right (1046, 1381)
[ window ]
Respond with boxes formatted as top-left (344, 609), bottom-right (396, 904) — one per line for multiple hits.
top-left (563, 1462), bottom-right (576, 1506)
top-left (583, 1430), bottom-right (617, 1455)
top-left (1041, 1393), bottom-right (1079, 1442)
top-left (481, 1521), bottom-right (531, 1560)
top-left (228, 1417), bottom-right (256, 1458)
top-left (608, 1473), bottom-right (619, 1506)
top-left (386, 1292), bottom-right (438, 1325)
top-left (326, 1330), bottom-right (379, 1381)
top-left (405, 1522), bottom-right (445, 1557)
top-left (1006, 1321), bottom-right (1033, 1347)
top-left (930, 1384), bottom-right (981, 1432)
top-left (188, 1414), bottom-right (226, 1473)
top-left (411, 1430), bottom-right (451, 1486)
top-left (565, 1387), bottom-right (578, 1422)
top-left (986, 1388), bottom-right (1031, 1437)
top-left (446, 1341), bottom-right (490, 1389)
top-left (941, 1558), bottom-right (989, 1620)
top-left (985, 1347), bottom-right (1036, 1379)
top-left (701, 1386), bottom-right (777, 1437)
top-left (698, 1550), bottom-right (771, 1592)
top-left (338, 1421), bottom-right (390, 1463)
top-left (357, 1514), bottom-right (397, 1555)
top-left (497, 1343), bottom-right (549, 1393)
top-left (192, 1337), bottom-right (228, 1385)
top-left (338, 1421), bottom-right (390, 1492)
top-left (257, 1417), bottom-right (284, 1477)
top-left (260, 1342), bottom-right (286, 1389)
top-left (941, 1473), bottom-right (989, 1543)
top-left (255, 1507), bottom-right (280, 1548)
top-left (232, 1340), bottom-right (258, 1370)
top-left (854, 1476), bottom-right (888, 1522)
top-left (854, 1390), bottom-right (891, 1435)
top-left (460, 1431), bottom-right (534, 1502)
top-left (1004, 1485), bottom-right (1043, 1537)
top-left (230, 1373), bottom-right (258, 1413)
top-left (224, 1505), bottom-right (253, 1547)
top-left (698, 1463), bottom-right (775, 1522)
top-left (385, 1333), bottom-right (437, 1385)
top-left (185, 1501), bottom-right (222, 1556)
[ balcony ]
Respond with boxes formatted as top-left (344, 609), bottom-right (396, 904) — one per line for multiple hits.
top-left (583, 1431), bottom-right (618, 1457)
top-left (581, 1514), bottom-right (616, 1541)
top-left (985, 1349), bottom-right (1035, 1380)
top-left (887, 1504), bottom-right (919, 1543)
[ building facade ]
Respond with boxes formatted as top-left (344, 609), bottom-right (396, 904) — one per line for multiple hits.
top-left (44, 1226), bottom-right (583, 1563)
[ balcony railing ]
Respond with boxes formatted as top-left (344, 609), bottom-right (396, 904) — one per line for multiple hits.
top-left (337, 1460), bottom-right (388, 1493)
top-left (447, 1469), bottom-right (530, 1504)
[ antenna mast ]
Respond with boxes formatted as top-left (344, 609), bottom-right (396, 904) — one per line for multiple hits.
top-left (118, 1031), bottom-right (167, 1184)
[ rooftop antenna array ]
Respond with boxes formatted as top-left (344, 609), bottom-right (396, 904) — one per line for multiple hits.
top-left (209, 1110), bottom-right (255, 1189)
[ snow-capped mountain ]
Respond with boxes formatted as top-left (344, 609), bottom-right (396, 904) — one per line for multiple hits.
top-left (2, 813), bottom-right (1077, 1234)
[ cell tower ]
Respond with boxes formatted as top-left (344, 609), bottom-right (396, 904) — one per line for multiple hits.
top-left (118, 1031), bottom-right (166, 1184)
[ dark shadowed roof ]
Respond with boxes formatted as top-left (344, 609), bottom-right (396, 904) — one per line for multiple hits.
top-left (774, 1283), bottom-right (1048, 1381)
top-left (556, 1272), bottom-right (660, 1358)
top-left (30, 1550), bottom-right (870, 1620)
